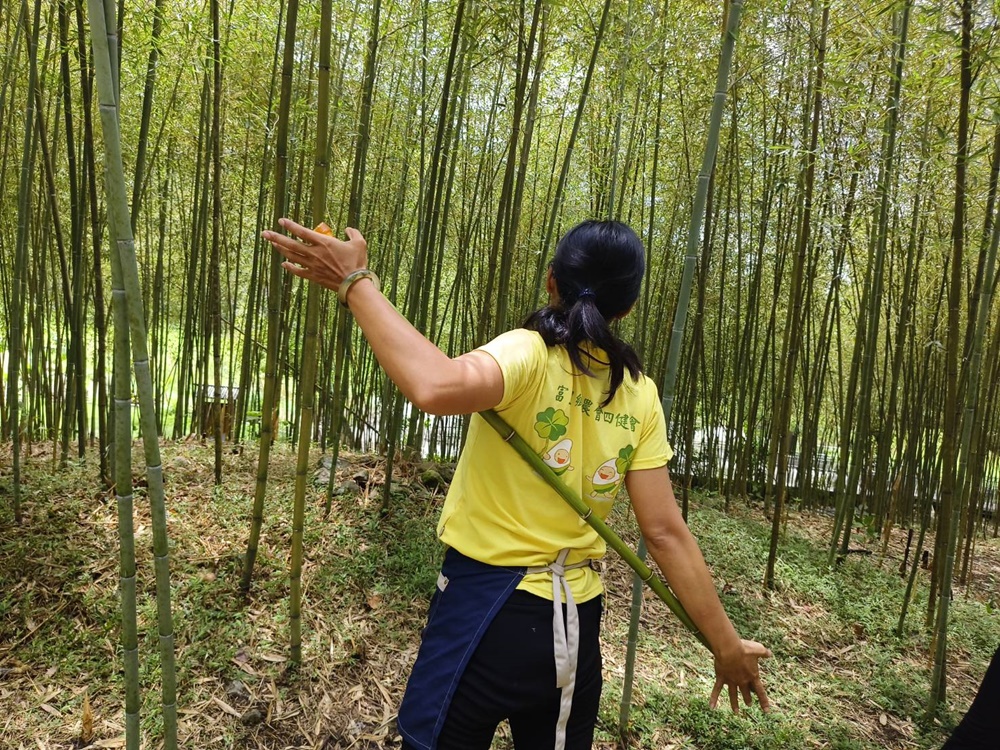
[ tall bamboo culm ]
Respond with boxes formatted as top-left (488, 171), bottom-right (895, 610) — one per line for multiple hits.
top-left (7, 0), bottom-right (39, 526)
top-left (764, 0), bottom-right (831, 591)
top-left (619, 0), bottom-right (744, 734)
top-left (109, 167), bottom-right (141, 747)
top-left (327, 0), bottom-right (382, 513)
top-left (928, 0), bottom-right (973, 715)
top-left (529, 0), bottom-right (613, 311)
top-left (289, 0), bottom-right (333, 664)
top-left (829, 0), bottom-right (911, 564)
top-left (87, 0), bottom-right (179, 745)
top-left (242, 0), bottom-right (301, 596)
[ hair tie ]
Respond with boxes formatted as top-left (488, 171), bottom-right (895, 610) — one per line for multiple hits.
top-left (578, 288), bottom-right (596, 302)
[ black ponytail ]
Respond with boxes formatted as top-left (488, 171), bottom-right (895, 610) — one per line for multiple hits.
top-left (523, 220), bottom-right (644, 406)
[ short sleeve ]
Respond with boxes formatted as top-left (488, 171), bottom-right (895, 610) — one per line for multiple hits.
top-left (477, 329), bottom-right (546, 410)
top-left (629, 378), bottom-right (673, 470)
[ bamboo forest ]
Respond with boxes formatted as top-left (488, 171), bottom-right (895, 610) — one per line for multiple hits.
top-left (2, 0), bottom-right (1000, 746)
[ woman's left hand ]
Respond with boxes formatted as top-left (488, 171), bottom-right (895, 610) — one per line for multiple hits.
top-left (262, 218), bottom-right (368, 291)
top-left (710, 638), bottom-right (772, 713)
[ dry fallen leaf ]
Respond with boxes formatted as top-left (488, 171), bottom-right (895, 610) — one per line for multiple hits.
top-left (82, 690), bottom-right (94, 742)
top-left (211, 696), bottom-right (242, 718)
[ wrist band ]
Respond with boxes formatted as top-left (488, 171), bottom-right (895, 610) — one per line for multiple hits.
top-left (338, 268), bottom-right (380, 307)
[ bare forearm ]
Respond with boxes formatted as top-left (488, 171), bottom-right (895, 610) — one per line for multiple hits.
top-left (646, 527), bottom-right (741, 658)
top-left (626, 469), bottom-right (771, 711)
top-left (345, 280), bottom-right (501, 415)
top-left (346, 280), bottom-right (451, 406)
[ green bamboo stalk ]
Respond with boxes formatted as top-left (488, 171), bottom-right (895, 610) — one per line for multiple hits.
top-left (234, 0), bottom-right (284, 446)
top-left (111, 195), bottom-right (141, 750)
top-left (833, 0), bottom-right (911, 562)
top-left (130, 0), bottom-right (165, 234)
top-left (492, 0), bottom-right (542, 331)
top-left (764, 0), bottom-right (830, 591)
top-left (324, 313), bottom-right (351, 513)
top-left (959, 124), bottom-right (1000, 585)
top-left (606, 0), bottom-right (635, 219)
top-left (242, 0), bottom-right (300, 596)
top-left (91, 0), bottom-right (138, 742)
top-left (88, 0), bottom-right (178, 744)
top-left (289, 0), bottom-right (332, 664)
top-left (930, 2), bottom-right (992, 705)
top-left (620, 0), bottom-right (743, 731)
top-left (479, 409), bottom-right (709, 649)
top-left (327, 0), bottom-right (381, 513)
top-left (58, 0), bottom-right (88, 461)
top-left (74, 0), bottom-right (110, 484)
top-left (8, 0), bottom-right (39, 525)
top-left (210, 0), bottom-right (224, 483)
top-left (0, 14), bottom-right (23, 447)
top-left (897, 500), bottom-right (930, 637)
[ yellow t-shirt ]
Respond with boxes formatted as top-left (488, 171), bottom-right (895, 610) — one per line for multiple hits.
top-left (436, 328), bottom-right (673, 602)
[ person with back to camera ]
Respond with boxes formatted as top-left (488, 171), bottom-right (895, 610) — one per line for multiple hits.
top-left (263, 218), bottom-right (772, 750)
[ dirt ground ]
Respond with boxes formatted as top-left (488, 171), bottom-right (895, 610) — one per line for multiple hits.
top-left (1, 441), bottom-right (997, 749)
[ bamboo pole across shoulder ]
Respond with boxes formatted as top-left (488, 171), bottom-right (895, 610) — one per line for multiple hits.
top-left (478, 409), bottom-right (710, 650)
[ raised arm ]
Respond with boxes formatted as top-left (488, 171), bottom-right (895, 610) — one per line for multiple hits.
top-left (263, 219), bottom-right (502, 416)
top-left (625, 465), bottom-right (771, 713)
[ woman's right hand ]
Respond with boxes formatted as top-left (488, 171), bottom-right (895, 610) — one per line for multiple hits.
top-left (262, 218), bottom-right (368, 291)
top-left (709, 638), bottom-right (772, 713)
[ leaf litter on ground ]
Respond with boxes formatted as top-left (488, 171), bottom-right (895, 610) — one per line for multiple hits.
top-left (0, 440), bottom-right (997, 749)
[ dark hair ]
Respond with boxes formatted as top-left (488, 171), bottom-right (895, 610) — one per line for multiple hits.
top-left (523, 220), bottom-right (644, 406)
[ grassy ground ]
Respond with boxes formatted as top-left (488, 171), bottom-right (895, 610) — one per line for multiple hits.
top-left (0, 440), bottom-right (997, 749)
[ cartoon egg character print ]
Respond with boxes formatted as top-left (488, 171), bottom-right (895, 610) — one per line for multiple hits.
top-left (543, 438), bottom-right (574, 476)
top-left (587, 445), bottom-right (634, 501)
top-left (588, 457), bottom-right (622, 499)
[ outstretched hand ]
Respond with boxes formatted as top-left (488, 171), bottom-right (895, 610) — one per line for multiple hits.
top-left (709, 638), bottom-right (772, 713)
top-left (262, 218), bottom-right (368, 291)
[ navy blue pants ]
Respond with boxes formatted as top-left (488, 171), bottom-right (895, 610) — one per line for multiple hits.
top-left (942, 645), bottom-right (1000, 750)
top-left (402, 589), bottom-right (603, 750)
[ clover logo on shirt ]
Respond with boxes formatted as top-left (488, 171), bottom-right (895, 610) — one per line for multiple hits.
top-left (534, 407), bottom-right (569, 441)
top-left (534, 408), bottom-right (575, 476)
top-left (615, 444), bottom-right (635, 474)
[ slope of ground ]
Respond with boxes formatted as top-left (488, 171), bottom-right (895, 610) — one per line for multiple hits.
top-left (1, 441), bottom-right (997, 749)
